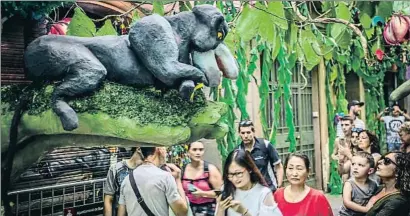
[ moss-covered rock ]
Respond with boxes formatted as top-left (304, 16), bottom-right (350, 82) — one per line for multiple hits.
top-left (1, 83), bottom-right (229, 152)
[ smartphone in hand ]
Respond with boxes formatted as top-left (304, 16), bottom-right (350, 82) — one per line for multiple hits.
top-left (214, 190), bottom-right (222, 197)
top-left (221, 191), bottom-right (229, 200)
top-left (188, 183), bottom-right (197, 192)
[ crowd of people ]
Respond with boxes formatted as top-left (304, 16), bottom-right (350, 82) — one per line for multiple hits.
top-left (332, 100), bottom-right (410, 216)
top-left (102, 99), bottom-right (410, 216)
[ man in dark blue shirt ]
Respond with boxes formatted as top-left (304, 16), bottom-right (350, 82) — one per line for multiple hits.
top-left (236, 120), bottom-right (284, 192)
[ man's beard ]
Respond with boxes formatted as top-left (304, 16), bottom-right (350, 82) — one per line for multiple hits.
top-left (353, 111), bottom-right (360, 117)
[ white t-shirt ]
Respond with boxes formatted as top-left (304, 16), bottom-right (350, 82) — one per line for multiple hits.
top-left (219, 183), bottom-right (282, 216)
top-left (383, 115), bottom-right (405, 144)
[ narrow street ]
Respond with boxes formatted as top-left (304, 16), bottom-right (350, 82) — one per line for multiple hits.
top-left (326, 194), bottom-right (342, 215)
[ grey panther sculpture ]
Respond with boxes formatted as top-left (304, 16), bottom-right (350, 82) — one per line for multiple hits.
top-left (24, 5), bottom-right (238, 131)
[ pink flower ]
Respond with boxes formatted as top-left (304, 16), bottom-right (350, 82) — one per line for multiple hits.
top-left (375, 49), bottom-right (384, 61)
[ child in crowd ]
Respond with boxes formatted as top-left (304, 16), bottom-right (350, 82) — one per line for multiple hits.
top-left (339, 152), bottom-right (378, 216)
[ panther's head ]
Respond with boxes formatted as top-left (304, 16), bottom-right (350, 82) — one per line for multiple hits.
top-left (190, 5), bottom-right (238, 87)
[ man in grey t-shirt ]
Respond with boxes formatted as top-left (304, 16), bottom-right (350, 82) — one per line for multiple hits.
top-left (378, 104), bottom-right (410, 151)
top-left (117, 147), bottom-right (188, 216)
top-left (103, 148), bottom-right (142, 216)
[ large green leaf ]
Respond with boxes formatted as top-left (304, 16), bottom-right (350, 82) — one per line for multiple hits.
top-left (266, 2), bottom-right (288, 30)
top-left (377, 1), bottom-right (393, 20)
top-left (336, 2), bottom-right (351, 20)
top-left (286, 23), bottom-right (298, 54)
top-left (359, 12), bottom-right (373, 39)
top-left (331, 2), bottom-right (351, 48)
top-left (357, 2), bottom-right (375, 18)
top-left (224, 31), bottom-right (237, 54)
top-left (236, 5), bottom-right (258, 42)
top-left (393, 1), bottom-right (410, 14)
top-left (179, 1), bottom-right (192, 12)
top-left (330, 65), bottom-right (338, 82)
top-left (271, 31), bottom-right (280, 61)
top-left (95, 20), bottom-right (117, 36)
top-left (334, 29), bottom-right (352, 49)
top-left (359, 13), bottom-right (371, 29)
top-left (254, 2), bottom-right (275, 43)
top-left (153, 1), bottom-right (164, 15)
top-left (67, 7), bottom-right (96, 37)
top-left (301, 29), bottom-right (321, 71)
top-left (258, 14), bottom-right (276, 44)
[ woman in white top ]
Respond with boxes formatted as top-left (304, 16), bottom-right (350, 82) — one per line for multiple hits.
top-left (215, 149), bottom-right (282, 216)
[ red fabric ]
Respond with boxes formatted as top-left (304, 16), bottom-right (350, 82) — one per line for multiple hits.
top-left (274, 187), bottom-right (334, 216)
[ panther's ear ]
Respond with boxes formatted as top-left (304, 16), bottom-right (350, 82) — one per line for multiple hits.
top-left (192, 5), bottom-right (223, 24)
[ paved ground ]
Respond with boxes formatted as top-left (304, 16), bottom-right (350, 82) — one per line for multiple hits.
top-left (326, 193), bottom-right (342, 215)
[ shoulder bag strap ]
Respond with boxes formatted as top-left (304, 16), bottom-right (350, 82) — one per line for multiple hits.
top-left (129, 171), bottom-right (155, 216)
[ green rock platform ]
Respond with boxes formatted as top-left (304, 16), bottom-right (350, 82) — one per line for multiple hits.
top-left (1, 83), bottom-right (228, 181)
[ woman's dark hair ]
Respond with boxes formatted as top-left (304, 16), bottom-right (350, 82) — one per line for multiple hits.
top-left (188, 141), bottom-right (203, 150)
top-left (222, 149), bottom-right (266, 197)
top-left (358, 130), bottom-right (380, 154)
top-left (285, 152), bottom-right (310, 172)
top-left (395, 152), bottom-right (410, 197)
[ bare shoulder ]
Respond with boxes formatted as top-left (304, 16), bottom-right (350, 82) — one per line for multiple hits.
top-left (208, 163), bottom-right (220, 173)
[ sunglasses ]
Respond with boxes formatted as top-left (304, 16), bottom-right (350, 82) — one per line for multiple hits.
top-left (352, 128), bottom-right (364, 133)
top-left (239, 120), bottom-right (253, 127)
top-left (379, 156), bottom-right (397, 166)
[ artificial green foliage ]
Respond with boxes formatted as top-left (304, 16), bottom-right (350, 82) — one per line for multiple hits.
top-left (221, 79), bottom-right (238, 153)
top-left (335, 65), bottom-right (348, 114)
top-left (277, 35), bottom-right (296, 152)
top-left (215, 2), bottom-right (240, 161)
top-left (393, 1), bottom-right (410, 14)
top-left (178, 1), bottom-right (192, 12)
top-left (1, 83), bottom-right (206, 127)
top-left (235, 2), bottom-right (287, 44)
top-left (300, 28), bottom-right (322, 71)
top-left (258, 44), bottom-right (270, 138)
top-left (67, 7), bottom-right (118, 37)
top-left (95, 20), bottom-right (118, 36)
top-left (235, 44), bottom-right (250, 120)
top-left (1, 1), bottom-right (68, 18)
top-left (153, 1), bottom-right (165, 15)
top-left (325, 63), bottom-right (343, 195)
top-left (67, 7), bottom-right (96, 37)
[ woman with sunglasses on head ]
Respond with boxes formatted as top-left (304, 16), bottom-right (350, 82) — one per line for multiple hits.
top-left (338, 127), bottom-right (364, 182)
top-left (181, 141), bottom-right (223, 216)
top-left (274, 153), bottom-right (333, 216)
top-left (215, 149), bottom-right (282, 216)
top-left (365, 152), bottom-right (410, 215)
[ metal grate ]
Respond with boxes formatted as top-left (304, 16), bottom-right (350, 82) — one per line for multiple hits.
top-left (8, 178), bottom-right (106, 216)
top-left (265, 61), bottom-right (316, 186)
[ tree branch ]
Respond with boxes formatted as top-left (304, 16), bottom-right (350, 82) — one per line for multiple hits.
top-left (91, 2), bottom-right (146, 22)
top-left (291, 2), bottom-right (370, 64)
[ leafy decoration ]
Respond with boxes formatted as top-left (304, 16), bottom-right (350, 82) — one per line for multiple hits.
top-left (153, 1), bottom-right (165, 15)
top-left (1, 83), bottom-right (206, 127)
top-left (67, 7), bottom-right (96, 37)
top-left (95, 20), bottom-right (118, 36)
